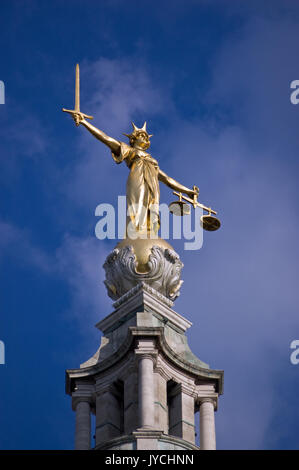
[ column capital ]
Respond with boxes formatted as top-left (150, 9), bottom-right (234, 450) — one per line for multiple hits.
top-left (134, 338), bottom-right (158, 364)
top-left (134, 351), bottom-right (158, 362)
top-left (72, 384), bottom-right (95, 411)
top-left (198, 397), bottom-right (218, 410)
top-left (135, 338), bottom-right (157, 354)
top-left (72, 395), bottom-right (93, 410)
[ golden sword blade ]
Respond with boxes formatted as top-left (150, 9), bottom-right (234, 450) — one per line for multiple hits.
top-left (62, 64), bottom-right (93, 121)
top-left (75, 63), bottom-right (80, 112)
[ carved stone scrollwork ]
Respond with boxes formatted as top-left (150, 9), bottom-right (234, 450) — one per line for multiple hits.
top-left (103, 245), bottom-right (183, 301)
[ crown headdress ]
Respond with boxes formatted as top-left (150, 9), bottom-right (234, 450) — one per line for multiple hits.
top-left (123, 121), bottom-right (153, 141)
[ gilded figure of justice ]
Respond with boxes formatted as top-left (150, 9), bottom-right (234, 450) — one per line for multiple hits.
top-left (62, 64), bottom-right (221, 237)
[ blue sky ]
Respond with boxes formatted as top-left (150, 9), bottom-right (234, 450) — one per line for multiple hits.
top-left (0, 0), bottom-right (299, 450)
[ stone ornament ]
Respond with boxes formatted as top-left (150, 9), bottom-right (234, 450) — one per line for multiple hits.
top-left (103, 244), bottom-right (183, 301)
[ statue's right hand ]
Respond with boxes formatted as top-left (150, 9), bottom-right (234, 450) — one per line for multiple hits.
top-left (72, 112), bottom-right (84, 127)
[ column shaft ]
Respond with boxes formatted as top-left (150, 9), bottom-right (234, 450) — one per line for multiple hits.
top-left (75, 400), bottom-right (91, 450)
top-left (138, 356), bottom-right (154, 428)
top-left (200, 400), bottom-right (216, 450)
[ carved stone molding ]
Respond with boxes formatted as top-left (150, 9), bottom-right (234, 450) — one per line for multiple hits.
top-left (113, 282), bottom-right (174, 309)
top-left (103, 245), bottom-right (183, 301)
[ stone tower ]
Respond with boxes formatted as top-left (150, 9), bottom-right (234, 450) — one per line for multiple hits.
top-left (66, 239), bottom-right (223, 450)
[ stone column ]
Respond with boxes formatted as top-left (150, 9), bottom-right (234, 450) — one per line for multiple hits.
top-left (199, 398), bottom-right (216, 450)
top-left (74, 400), bottom-right (91, 450)
top-left (138, 355), bottom-right (155, 428)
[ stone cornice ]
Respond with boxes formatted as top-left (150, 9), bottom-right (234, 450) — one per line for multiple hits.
top-left (96, 283), bottom-right (192, 335)
top-left (65, 332), bottom-right (135, 395)
top-left (130, 327), bottom-right (224, 393)
top-left (113, 282), bottom-right (174, 309)
top-left (66, 326), bottom-right (224, 395)
top-left (168, 382), bottom-right (197, 399)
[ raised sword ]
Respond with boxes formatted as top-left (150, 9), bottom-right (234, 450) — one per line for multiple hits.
top-left (62, 64), bottom-right (93, 124)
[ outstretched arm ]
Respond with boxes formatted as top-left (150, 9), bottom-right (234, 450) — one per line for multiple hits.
top-left (158, 169), bottom-right (198, 197)
top-left (72, 113), bottom-right (121, 155)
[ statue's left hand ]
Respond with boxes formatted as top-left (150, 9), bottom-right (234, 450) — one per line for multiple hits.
top-left (187, 185), bottom-right (199, 197)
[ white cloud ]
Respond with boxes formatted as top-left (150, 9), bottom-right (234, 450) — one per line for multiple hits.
top-left (55, 234), bottom-right (111, 333)
top-left (0, 218), bottom-right (111, 338)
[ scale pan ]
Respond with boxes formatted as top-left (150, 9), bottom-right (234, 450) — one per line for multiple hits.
top-left (169, 201), bottom-right (191, 216)
top-left (200, 215), bottom-right (221, 231)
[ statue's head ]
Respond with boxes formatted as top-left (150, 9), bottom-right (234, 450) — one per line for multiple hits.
top-left (123, 122), bottom-right (153, 150)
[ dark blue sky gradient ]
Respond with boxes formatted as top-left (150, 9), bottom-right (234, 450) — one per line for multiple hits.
top-left (0, 0), bottom-right (299, 449)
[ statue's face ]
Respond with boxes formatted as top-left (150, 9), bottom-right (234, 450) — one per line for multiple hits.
top-left (132, 131), bottom-right (150, 150)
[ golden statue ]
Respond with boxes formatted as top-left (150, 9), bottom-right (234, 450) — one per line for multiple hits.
top-left (78, 118), bottom-right (199, 234)
top-left (63, 65), bottom-right (220, 266)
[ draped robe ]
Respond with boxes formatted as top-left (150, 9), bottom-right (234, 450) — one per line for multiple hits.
top-left (111, 142), bottom-right (160, 234)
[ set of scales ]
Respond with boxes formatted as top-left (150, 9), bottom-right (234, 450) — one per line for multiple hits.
top-left (169, 189), bottom-right (220, 232)
top-left (63, 65), bottom-right (221, 232)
